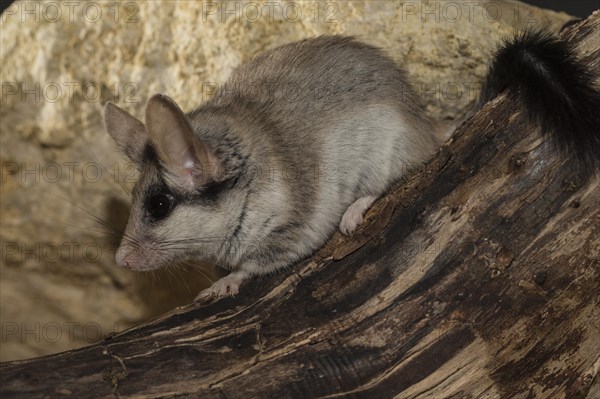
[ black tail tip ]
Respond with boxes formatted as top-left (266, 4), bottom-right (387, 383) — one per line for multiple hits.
top-left (480, 29), bottom-right (600, 170)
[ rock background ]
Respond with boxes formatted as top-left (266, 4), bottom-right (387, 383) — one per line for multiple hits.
top-left (0, 0), bottom-right (571, 361)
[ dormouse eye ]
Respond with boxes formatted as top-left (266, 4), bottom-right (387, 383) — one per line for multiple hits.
top-left (147, 193), bottom-right (173, 219)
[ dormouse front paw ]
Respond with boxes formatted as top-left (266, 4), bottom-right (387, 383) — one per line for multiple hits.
top-left (195, 271), bottom-right (248, 301)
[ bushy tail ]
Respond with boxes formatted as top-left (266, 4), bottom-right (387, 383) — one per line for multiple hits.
top-left (478, 29), bottom-right (600, 168)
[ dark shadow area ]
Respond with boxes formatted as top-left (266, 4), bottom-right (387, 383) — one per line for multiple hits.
top-left (522, 0), bottom-right (597, 18)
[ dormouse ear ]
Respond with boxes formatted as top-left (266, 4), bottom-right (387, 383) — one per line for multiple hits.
top-left (145, 94), bottom-right (222, 190)
top-left (103, 102), bottom-right (147, 168)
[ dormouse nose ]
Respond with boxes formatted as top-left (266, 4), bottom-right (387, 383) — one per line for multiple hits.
top-left (115, 245), bottom-right (137, 268)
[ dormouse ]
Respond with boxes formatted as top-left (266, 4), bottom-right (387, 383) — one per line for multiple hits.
top-left (104, 32), bottom-right (600, 299)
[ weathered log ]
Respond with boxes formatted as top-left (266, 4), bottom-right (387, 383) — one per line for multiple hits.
top-left (2, 11), bottom-right (599, 399)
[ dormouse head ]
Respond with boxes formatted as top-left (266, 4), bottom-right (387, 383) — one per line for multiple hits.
top-left (103, 94), bottom-right (248, 271)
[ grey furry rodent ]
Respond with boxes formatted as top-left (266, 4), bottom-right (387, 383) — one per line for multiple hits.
top-left (103, 33), bottom-right (600, 299)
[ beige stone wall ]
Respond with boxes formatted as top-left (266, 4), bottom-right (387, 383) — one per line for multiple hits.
top-left (0, 1), bottom-right (571, 361)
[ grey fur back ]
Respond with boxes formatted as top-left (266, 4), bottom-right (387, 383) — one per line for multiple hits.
top-left (186, 36), bottom-right (438, 271)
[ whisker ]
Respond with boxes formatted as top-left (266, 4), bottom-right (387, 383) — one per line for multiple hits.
top-left (47, 193), bottom-right (142, 251)
top-left (180, 261), bottom-right (217, 285)
top-left (167, 263), bottom-right (195, 295)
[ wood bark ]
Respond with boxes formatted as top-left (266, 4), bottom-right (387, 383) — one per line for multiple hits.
top-left (2, 12), bottom-right (600, 399)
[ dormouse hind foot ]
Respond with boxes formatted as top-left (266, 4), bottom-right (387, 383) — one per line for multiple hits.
top-left (339, 195), bottom-right (377, 235)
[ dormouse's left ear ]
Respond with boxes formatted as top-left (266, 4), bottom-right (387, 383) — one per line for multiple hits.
top-left (145, 94), bottom-right (222, 191)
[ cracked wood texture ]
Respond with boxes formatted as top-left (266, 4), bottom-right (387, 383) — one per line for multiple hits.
top-left (2, 12), bottom-right (600, 399)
